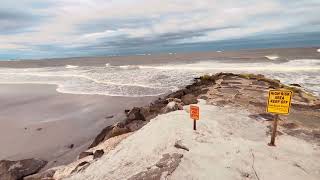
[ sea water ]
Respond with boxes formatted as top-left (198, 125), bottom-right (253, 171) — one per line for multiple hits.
top-left (0, 58), bottom-right (319, 96)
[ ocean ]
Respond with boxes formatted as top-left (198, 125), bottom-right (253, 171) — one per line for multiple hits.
top-left (0, 55), bottom-right (319, 97)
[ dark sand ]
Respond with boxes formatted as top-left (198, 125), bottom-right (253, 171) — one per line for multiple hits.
top-left (0, 84), bottom-right (155, 168)
top-left (0, 47), bottom-right (319, 68)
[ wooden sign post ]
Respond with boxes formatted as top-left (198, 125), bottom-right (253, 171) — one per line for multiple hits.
top-left (266, 90), bottom-right (293, 146)
top-left (190, 105), bottom-right (199, 130)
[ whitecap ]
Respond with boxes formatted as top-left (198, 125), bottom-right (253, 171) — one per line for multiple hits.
top-left (265, 55), bottom-right (279, 60)
top-left (65, 65), bottom-right (78, 69)
top-left (119, 65), bottom-right (140, 70)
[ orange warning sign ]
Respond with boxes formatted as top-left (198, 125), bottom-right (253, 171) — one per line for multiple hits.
top-left (190, 105), bottom-right (199, 120)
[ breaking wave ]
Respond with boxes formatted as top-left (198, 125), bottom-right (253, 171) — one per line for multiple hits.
top-left (65, 65), bottom-right (79, 69)
top-left (0, 58), bottom-right (319, 96)
top-left (265, 55), bottom-right (279, 60)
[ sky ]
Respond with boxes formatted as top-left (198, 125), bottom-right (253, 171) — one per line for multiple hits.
top-left (0, 0), bottom-right (320, 59)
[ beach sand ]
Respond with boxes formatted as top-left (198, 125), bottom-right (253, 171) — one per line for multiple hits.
top-left (0, 84), bottom-right (155, 169)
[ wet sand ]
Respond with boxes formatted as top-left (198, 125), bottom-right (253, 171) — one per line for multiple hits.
top-left (0, 84), bottom-right (155, 168)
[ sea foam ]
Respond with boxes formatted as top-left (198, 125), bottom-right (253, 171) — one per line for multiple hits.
top-left (265, 55), bottom-right (279, 60)
top-left (65, 65), bottom-right (79, 69)
top-left (0, 59), bottom-right (319, 97)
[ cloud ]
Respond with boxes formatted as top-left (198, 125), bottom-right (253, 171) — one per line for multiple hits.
top-left (0, 0), bottom-right (320, 59)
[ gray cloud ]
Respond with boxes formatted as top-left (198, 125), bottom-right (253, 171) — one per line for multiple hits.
top-left (1, 0), bottom-right (320, 59)
top-left (0, 9), bottom-right (47, 35)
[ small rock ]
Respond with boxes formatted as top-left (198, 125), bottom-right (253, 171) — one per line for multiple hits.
top-left (174, 140), bottom-right (189, 151)
top-left (241, 172), bottom-right (251, 178)
top-left (290, 83), bottom-right (302, 87)
top-left (68, 144), bottom-right (74, 149)
top-left (93, 150), bottom-right (104, 159)
top-left (105, 115), bottom-right (114, 119)
top-left (36, 128), bottom-right (42, 131)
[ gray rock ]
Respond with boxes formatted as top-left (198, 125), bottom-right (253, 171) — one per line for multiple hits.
top-left (167, 90), bottom-right (185, 99)
top-left (162, 101), bottom-right (179, 113)
top-left (88, 125), bottom-right (113, 148)
top-left (89, 122), bottom-right (131, 149)
top-left (109, 123), bottom-right (131, 138)
top-left (0, 159), bottom-right (47, 180)
top-left (127, 107), bottom-right (146, 122)
top-left (181, 94), bottom-right (198, 105)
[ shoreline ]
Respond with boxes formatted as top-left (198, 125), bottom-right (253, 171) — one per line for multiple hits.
top-left (0, 83), bottom-right (157, 169)
top-left (1, 72), bottom-right (320, 179)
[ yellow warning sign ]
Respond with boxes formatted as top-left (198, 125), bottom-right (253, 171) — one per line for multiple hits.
top-left (267, 90), bottom-right (293, 114)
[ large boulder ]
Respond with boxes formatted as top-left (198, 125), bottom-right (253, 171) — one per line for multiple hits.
top-left (162, 100), bottom-right (184, 113)
top-left (89, 122), bottom-right (131, 149)
top-left (109, 123), bottom-right (131, 138)
top-left (0, 159), bottom-right (47, 180)
top-left (126, 107), bottom-right (146, 123)
top-left (181, 94), bottom-right (198, 105)
top-left (88, 125), bottom-right (113, 148)
top-left (167, 90), bottom-right (185, 99)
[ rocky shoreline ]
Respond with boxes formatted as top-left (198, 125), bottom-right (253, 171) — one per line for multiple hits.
top-left (1, 72), bottom-right (319, 180)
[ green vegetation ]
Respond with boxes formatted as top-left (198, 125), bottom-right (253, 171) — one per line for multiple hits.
top-left (200, 74), bottom-right (213, 81)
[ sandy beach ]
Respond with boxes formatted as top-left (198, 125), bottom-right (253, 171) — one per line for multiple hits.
top-left (0, 47), bottom-right (319, 179)
top-left (0, 84), bottom-right (155, 169)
